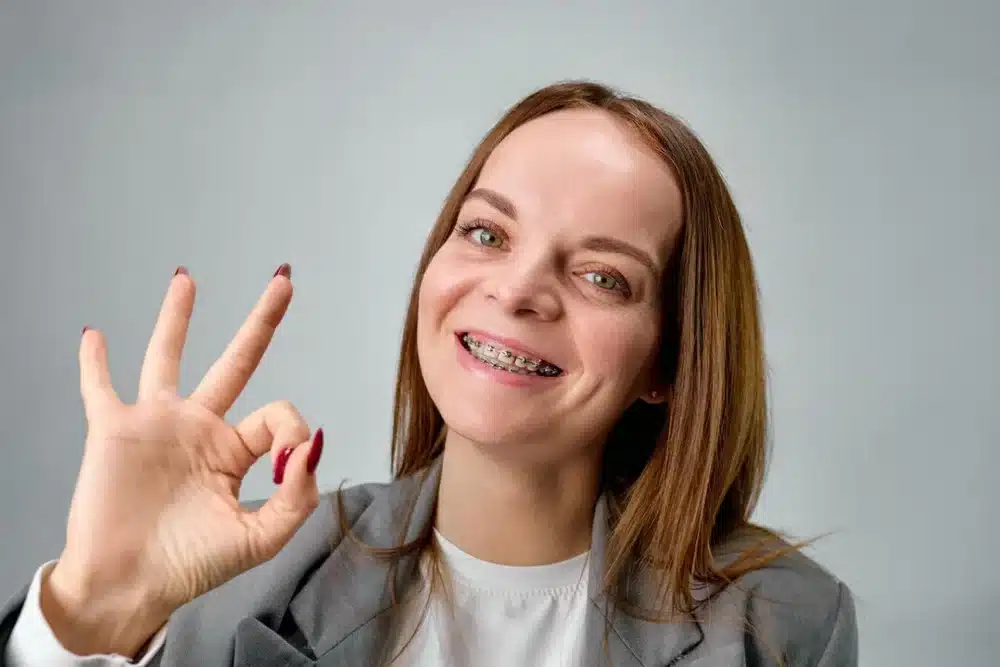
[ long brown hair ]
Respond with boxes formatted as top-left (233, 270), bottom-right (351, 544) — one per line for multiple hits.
top-left (351, 80), bottom-right (801, 621)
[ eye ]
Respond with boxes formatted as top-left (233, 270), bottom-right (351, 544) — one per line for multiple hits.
top-left (470, 227), bottom-right (503, 248)
top-left (455, 219), bottom-right (506, 249)
top-left (583, 271), bottom-right (620, 291)
top-left (580, 269), bottom-right (633, 299)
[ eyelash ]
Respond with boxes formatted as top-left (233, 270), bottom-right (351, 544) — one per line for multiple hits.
top-left (455, 219), bottom-right (505, 246)
top-left (453, 219), bottom-right (633, 299)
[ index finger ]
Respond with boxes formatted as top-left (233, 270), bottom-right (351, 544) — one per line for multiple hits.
top-left (189, 265), bottom-right (293, 415)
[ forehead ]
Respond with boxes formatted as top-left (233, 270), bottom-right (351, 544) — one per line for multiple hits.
top-left (474, 108), bottom-right (683, 258)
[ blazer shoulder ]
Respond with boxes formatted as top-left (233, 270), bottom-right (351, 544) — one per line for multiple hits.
top-left (239, 475), bottom-right (405, 561)
top-left (726, 545), bottom-right (858, 667)
top-left (160, 475), bottom-right (418, 663)
top-left (243, 476), bottom-right (392, 515)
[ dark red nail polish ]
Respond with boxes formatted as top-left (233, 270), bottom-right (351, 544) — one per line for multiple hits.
top-left (306, 428), bottom-right (324, 474)
top-left (273, 447), bottom-right (293, 485)
top-left (273, 263), bottom-right (292, 279)
top-left (82, 326), bottom-right (89, 336)
top-left (174, 266), bottom-right (189, 276)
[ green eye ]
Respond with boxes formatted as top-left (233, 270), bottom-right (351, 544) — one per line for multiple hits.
top-left (584, 271), bottom-right (619, 291)
top-left (471, 228), bottom-right (502, 248)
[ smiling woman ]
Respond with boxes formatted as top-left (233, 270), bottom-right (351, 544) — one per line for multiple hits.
top-left (0, 81), bottom-right (857, 667)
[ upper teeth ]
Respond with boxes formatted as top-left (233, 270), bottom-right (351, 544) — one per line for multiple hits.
top-left (461, 334), bottom-right (560, 376)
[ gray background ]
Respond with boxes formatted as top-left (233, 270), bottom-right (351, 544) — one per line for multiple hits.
top-left (1, 1), bottom-right (996, 664)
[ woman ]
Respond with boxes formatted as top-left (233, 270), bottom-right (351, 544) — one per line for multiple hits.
top-left (1, 81), bottom-right (857, 666)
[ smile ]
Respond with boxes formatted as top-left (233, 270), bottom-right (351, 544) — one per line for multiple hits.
top-left (458, 333), bottom-right (563, 377)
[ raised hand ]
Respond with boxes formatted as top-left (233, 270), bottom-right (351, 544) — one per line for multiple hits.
top-left (42, 264), bottom-right (322, 657)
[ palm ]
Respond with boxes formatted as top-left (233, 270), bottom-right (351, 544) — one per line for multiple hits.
top-left (58, 266), bottom-right (321, 614)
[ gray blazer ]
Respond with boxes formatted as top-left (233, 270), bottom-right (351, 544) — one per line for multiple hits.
top-left (0, 461), bottom-right (857, 666)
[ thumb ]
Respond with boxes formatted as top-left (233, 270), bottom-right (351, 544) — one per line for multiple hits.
top-left (246, 429), bottom-right (324, 560)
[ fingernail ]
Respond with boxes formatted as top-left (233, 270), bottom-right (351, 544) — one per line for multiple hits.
top-left (273, 263), bottom-right (292, 279)
top-left (273, 447), bottom-right (293, 485)
top-left (82, 325), bottom-right (89, 336)
top-left (174, 266), bottom-right (189, 276)
top-left (306, 428), bottom-right (324, 475)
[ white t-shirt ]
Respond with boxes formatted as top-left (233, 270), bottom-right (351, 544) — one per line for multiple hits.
top-left (5, 538), bottom-right (591, 666)
top-left (387, 530), bottom-right (591, 667)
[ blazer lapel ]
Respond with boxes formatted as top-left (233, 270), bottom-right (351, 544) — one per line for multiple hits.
top-left (233, 617), bottom-right (317, 667)
top-left (221, 463), bottom-right (440, 667)
top-left (164, 491), bottom-right (341, 667)
top-left (288, 462), bottom-right (441, 664)
top-left (583, 498), bottom-right (705, 667)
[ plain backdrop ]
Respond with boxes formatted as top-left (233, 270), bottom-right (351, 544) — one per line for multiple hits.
top-left (1, 1), bottom-right (997, 664)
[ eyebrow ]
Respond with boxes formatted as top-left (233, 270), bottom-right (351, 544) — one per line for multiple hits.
top-left (465, 188), bottom-right (518, 219)
top-left (463, 187), bottom-right (661, 276)
top-left (580, 236), bottom-right (660, 276)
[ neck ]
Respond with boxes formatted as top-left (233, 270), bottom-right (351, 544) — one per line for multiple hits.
top-left (434, 432), bottom-right (601, 566)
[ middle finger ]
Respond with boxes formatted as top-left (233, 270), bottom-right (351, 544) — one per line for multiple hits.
top-left (137, 268), bottom-right (197, 400)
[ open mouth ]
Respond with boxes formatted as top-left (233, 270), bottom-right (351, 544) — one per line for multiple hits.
top-left (458, 333), bottom-right (563, 377)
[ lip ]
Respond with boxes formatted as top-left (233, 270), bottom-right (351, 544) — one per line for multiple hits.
top-left (457, 329), bottom-right (556, 366)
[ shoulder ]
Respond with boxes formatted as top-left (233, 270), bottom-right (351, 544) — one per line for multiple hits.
top-left (241, 472), bottom-right (424, 548)
top-left (709, 537), bottom-right (858, 667)
top-left (241, 461), bottom-right (440, 575)
top-left (316, 477), bottom-right (401, 533)
top-left (240, 476), bottom-right (394, 516)
top-left (236, 474), bottom-right (417, 572)
top-left (161, 473), bottom-right (429, 661)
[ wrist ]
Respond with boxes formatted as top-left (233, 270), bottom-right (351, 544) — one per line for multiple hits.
top-left (41, 561), bottom-right (170, 659)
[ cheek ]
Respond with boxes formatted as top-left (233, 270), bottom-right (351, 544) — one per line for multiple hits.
top-left (577, 311), bottom-right (660, 385)
top-left (418, 255), bottom-right (456, 324)
top-left (417, 250), bottom-right (471, 344)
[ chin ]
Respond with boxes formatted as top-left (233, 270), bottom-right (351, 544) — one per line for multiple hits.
top-left (442, 415), bottom-right (603, 474)
top-left (446, 414), bottom-right (532, 448)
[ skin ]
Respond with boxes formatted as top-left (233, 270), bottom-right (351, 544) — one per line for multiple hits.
top-left (417, 108), bottom-right (684, 566)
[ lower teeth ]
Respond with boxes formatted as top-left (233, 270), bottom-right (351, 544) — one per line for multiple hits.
top-left (486, 359), bottom-right (539, 375)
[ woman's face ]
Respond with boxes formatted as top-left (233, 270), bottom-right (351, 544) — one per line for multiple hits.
top-left (417, 108), bottom-right (683, 463)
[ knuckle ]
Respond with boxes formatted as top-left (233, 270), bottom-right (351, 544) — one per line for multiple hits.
top-left (271, 399), bottom-right (298, 416)
top-left (138, 387), bottom-right (175, 405)
top-left (132, 397), bottom-right (176, 426)
top-left (270, 400), bottom-right (309, 434)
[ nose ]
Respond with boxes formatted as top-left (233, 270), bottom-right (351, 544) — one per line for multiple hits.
top-left (482, 255), bottom-right (562, 321)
